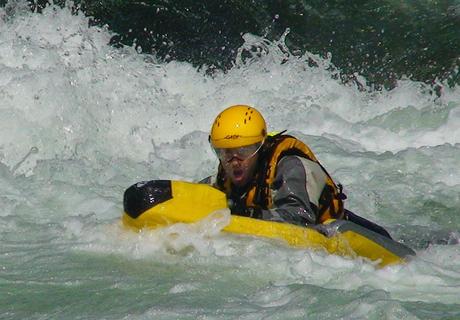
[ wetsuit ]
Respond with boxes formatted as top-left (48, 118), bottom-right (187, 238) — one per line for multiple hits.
top-left (201, 154), bottom-right (325, 226)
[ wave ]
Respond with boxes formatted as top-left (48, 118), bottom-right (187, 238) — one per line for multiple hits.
top-left (11, 0), bottom-right (459, 89)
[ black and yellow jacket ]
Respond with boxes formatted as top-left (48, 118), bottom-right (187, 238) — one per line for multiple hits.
top-left (203, 134), bottom-right (346, 226)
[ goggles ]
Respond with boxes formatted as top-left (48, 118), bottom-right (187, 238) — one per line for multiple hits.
top-left (213, 141), bottom-right (264, 162)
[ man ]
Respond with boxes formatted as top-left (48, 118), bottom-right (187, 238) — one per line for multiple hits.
top-left (202, 104), bottom-right (346, 227)
top-left (202, 104), bottom-right (392, 238)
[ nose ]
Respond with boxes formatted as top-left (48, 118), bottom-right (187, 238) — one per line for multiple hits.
top-left (224, 156), bottom-right (243, 167)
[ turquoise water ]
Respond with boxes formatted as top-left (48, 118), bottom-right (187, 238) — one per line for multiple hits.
top-left (1, 2), bottom-right (460, 319)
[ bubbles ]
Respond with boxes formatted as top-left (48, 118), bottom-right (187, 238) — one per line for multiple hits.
top-left (1, 3), bottom-right (460, 319)
top-left (1, 1), bottom-right (460, 180)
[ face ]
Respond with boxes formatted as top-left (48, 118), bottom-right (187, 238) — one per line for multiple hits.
top-left (213, 142), bottom-right (263, 188)
top-left (221, 153), bottom-right (259, 187)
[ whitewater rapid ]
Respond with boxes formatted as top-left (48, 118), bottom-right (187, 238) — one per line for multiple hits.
top-left (1, 2), bottom-right (460, 319)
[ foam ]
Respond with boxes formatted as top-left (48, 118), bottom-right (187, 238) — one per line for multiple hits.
top-left (1, 4), bottom-right (460, 315)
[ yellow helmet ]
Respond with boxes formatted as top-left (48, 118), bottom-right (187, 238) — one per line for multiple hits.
top-left (209, 105), bottom-right (267, 148)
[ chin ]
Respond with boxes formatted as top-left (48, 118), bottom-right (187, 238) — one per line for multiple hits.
top-left (232, 177), bottom-right (249, 187)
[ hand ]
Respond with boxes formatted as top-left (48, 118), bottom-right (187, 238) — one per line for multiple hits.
top-left (245, 207), bottom-right (262, 219)
top-left (228, 199), bottom-right (262, 218)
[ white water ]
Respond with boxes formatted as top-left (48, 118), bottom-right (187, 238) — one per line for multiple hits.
top-left (1, 2), bottom-right (460, 319)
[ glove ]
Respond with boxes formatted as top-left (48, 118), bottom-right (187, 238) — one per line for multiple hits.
top-left (245, 207), bottom-right (262, 219)
top-left (228, 199), bottom-right (262, 218)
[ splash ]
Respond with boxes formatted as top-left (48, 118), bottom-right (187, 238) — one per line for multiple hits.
top-left (1, 3), bottom-right (460, 319)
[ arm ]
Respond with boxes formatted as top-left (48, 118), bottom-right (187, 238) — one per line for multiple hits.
top-left (257, 156), bottom-right (317, 226)
top-left (198, 175), bottom-right (213, 184)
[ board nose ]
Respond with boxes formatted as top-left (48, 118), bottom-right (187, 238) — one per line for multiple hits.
top-left (123, 180), bottom-right (173, 219)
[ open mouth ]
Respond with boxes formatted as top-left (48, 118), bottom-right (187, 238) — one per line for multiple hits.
top-left (233, 168), bottom-right (244, 181)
